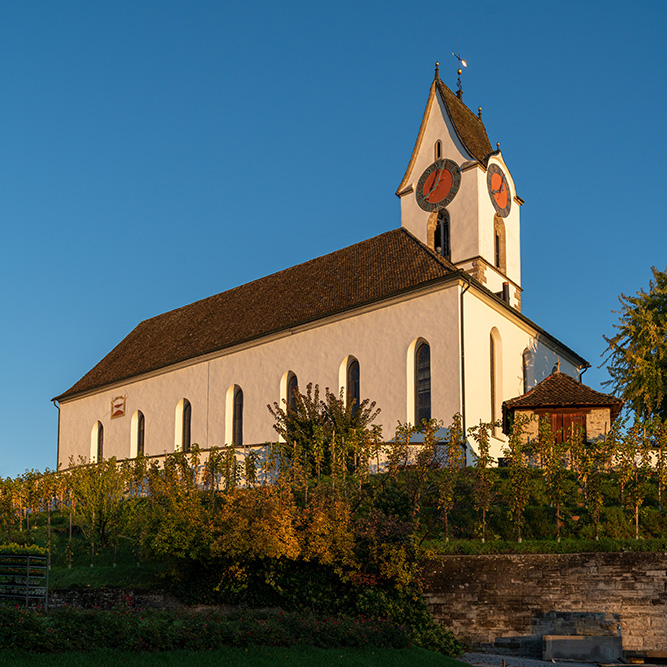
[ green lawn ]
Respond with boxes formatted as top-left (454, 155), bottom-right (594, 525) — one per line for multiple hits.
top-left (0, 647), bottom-right (469, 667)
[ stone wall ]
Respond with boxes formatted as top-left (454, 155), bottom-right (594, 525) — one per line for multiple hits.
top-left (423, 552), bottom-right (667, 656)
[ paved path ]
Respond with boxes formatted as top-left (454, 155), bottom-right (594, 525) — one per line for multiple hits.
top-left (463, 652), bottom-right (599, 667)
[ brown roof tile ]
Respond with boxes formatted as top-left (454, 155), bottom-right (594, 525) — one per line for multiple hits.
top-left (504, 371), bottom-right (624, 420)
top-left (436, 79), bottom-right (493, 164)
top-left (56, 228), bottom-right (458, 401)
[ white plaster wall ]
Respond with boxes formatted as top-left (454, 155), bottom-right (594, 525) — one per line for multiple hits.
top-left (58, 285), bottom-right (464, 467)
top-left (462, 290), bottom-right (581, 461)
top-left (399, 91), bottom-right (476, 245)
top-left (478, 155), bottom-right (521, 287)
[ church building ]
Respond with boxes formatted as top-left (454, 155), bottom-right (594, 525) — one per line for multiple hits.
top-left (53, 66), bottom-right (589, 467)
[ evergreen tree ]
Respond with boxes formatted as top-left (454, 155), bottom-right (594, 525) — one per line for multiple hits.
top-left (602, 266), bottom-right (667, 420)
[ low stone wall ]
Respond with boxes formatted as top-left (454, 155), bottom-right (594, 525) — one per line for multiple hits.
top-left (422, 552), bottom-right (667, 656)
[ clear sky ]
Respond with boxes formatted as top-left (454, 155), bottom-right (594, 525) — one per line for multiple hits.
top-left (1, 1), bottom-right (666, 478)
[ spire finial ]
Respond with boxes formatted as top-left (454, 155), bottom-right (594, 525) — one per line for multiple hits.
top-left (496, 142), bottom-right (500, 151)
top-left (435, 61), bottom-right (439, 79)
top-left (452, 47), bottom-right (467, 99)
top-left (478, 106), bottom-right (482, 120)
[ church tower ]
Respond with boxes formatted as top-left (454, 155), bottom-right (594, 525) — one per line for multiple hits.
top-left (396, 64), bottom-right (523, 310)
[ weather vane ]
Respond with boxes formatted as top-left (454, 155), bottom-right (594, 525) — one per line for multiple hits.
top-left (452, 48), bottom-right (467, 97)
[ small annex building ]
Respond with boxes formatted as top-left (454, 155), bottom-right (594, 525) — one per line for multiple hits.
top-left (502, 367), bottom-right (624, 445)
top-left (54, 66), bottom-right (591, 468)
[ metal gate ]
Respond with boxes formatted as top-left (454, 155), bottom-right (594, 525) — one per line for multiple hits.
top-left (0, 553), bottom-right (49, 610)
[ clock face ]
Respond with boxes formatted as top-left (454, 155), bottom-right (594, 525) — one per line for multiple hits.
top-left (487, 164), bottom-right (511, 217)
top-left (415, 159), bottom-right (462, 212)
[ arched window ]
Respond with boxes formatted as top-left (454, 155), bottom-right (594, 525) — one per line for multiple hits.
top-left (182, 400), bottom-right (191, 452)
top-left (346, 358), bottom-right (360, 415)
top-left (130, 410), bottom-right (145, 458)
top-left (233, 387), bottom-right (243, 446)
top-left (490, 329), bottom-right (502, 433)
top-left (286, 372), bottom-right (298, 412)
top-left (90, 421), bottom-right (103, 463)
top-left (434, 209), bottom-right (450, 260)
top-left (493, 214), bottom-right (506, 273)
top-left (435, 140), bottom-right (442, 160)
top-left (415, 341), bottom-right (431, 424)
top-left (175, 399), bottom-right (191, 452)
top-left (522, 348), bottom-right (532, 394)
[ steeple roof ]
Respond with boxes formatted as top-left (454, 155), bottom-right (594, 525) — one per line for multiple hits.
top-left (503, 371), bottom-right (624, 420)
top-left (434, 77), bottom-right (493, 164)
top-left (396, 74), bottom-right (493, 195)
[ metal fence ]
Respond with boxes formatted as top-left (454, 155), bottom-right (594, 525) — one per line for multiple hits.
top-left (0, 553), bottom-right (49, 610)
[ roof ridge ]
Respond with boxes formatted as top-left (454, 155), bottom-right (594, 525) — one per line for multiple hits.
top-left (138, 228), bottom-right (408, 327)
top-left (398, 226), bottom-right (458, 271)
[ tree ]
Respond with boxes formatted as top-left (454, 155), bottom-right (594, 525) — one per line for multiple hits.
top-left (602, 266), bottom-right (667, 420)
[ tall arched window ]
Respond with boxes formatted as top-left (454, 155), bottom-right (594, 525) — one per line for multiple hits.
top-left (490, 329), bottom-right (502, 433)
top-left (182, 400), bottom-right (192, 452)
top-left (347, 358), bottom-right (360, 415)
top-left (175, 399), bottom-right (191, 452)
top-left (415, 341), bottom-right (431, 424)
top-left (522, 348), bottom-right (532, 394)
top-left (286, 372), bottom-right (299, 412)
top-left (90, 421), bottom-right (104, 463)
top-left (435, 140), bottom-right (442, 160)
top-left (434, 210), bottom-right (450, 260)
top-left (233, 387), bottom-right (244, 446)
top-left (131, 410), bottom-right (145, 458)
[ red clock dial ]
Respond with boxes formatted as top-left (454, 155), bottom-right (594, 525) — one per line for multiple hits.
top-left (487, 164), bottom-right (511, 217)
top-left (416, 159), bottom-right (461, 212)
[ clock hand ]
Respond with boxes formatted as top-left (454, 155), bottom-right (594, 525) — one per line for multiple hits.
top-left (425, 168), bottom-right (443, 197)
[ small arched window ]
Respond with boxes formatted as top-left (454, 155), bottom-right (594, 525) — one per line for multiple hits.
top-left (90, 421), bottom-right (104, 463)
top-left (286, 373), bottom-right (298, 412)
top-left (434, 210), bottom-right (450, 260)
top-left (415, 342), bottom-right (431, 424)
top-left (435, 140), bottom-right (442, 160)
top-left (233, 387), bottom-right (244, 446)
top-left (347, 358), bottom-right (360, 415)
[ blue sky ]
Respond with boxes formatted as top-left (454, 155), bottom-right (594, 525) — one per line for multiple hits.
top-left (1, 1), bottom-right (666, 477)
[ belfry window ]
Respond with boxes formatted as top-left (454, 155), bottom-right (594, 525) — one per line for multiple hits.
top-left (434, 210), bottom-right (450, 260)
top-left (493, 215), bottom-right (507, 273)
top-left (435, 140), bottom-right (442, 160)
top-left (233, 387), bottom-right (244, 446)
top-left (415, 342), bottom-right (431, 424)
top-left (347, 359), bottom-right (360, 416)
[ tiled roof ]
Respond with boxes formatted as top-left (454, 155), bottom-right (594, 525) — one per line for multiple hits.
top-left (435, 78), bottom-right (493, 164)
top-left (56, 228), bottom-right (458, 401)
top-left (503, 371), bottom-right (624, 420)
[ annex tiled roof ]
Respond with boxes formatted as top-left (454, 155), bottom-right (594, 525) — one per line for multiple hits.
top-left (503, 371), bottom-right (624, 420)
top-left (435, 78), bottom-right (493, 164)
top-left (56, 228), bottom-right (458, 401)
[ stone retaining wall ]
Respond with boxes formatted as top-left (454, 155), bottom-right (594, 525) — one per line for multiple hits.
top-left (422, 552), bottom-right (667, 656)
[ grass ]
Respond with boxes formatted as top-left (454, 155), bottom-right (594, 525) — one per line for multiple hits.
top-left (0, 647), bottom-right (468, 666)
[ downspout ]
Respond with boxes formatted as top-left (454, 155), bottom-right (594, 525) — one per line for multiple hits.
top-left (579, 363), bottom-right (590, 383)
top-left (51, 399), bottom-right (61, 470)
top-left (459, 274), bottom-right (471, 457)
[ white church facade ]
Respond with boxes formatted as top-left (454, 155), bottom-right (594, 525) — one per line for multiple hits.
top-left (53, 68), bottom-right (588, 467)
